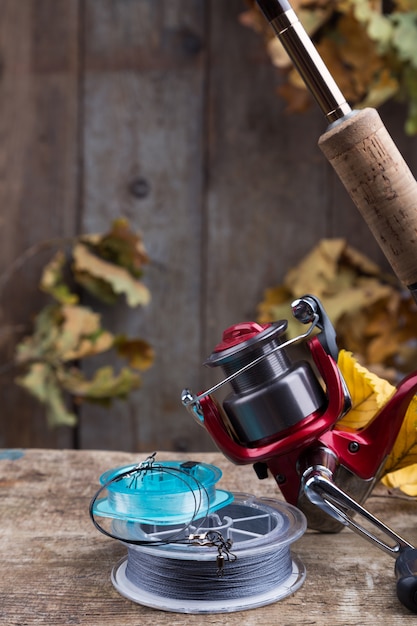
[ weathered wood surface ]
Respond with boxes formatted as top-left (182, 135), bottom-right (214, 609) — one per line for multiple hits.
top-left (0, 0), bottom-right (79, 448)
top-left (1, 448), bottom-right (417, 625)
top-left (1, 1), bottom-right (417, 451)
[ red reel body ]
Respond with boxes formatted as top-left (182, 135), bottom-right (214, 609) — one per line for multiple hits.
top-left (182, 296), bottom-right (417, 530)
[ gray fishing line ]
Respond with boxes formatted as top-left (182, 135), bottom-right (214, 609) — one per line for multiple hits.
top-left (125, 544), bottom-right (293, 600)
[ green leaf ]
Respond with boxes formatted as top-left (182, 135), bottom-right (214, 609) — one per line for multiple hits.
top-left (40, 251), bottom-right (78, 305)
top-left (15, 305), bottom-right (63, 363)
top-left (72, 270), bottom-right (119, 305)
top-left (16, 362), bottom-right (77, 427)
top-left (15, 303), bottom-right (114, 364)
top-left (359, 69), bottom-right (399, 109)
top-left (59, 365), bottom-right (142, 403)
top-left (351, 0), bottom-right (373, 25)
top-left (367, 12), bottom-right (394, 50)
top-left (391, 12), bottom-right (417, 68)
top-left (403, 65), bottom-right (417, 134)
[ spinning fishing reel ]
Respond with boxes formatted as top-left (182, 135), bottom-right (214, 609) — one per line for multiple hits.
top-left (182, 295), bottom-right (417, 612)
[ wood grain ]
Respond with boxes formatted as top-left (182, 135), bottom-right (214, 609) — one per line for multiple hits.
top-left (0, 2), bottom-right (416, 451)
top-left (78, 0), bottom-right (208, 452)
top-left (1, 448), bottom-right (417, 624)
top-left (0, 0), bottom-right (79, 448)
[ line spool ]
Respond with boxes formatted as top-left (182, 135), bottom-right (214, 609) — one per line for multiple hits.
top-left (90, 457), bottom-right (307, 614)
top-left (92, 459), bottom-right (233, 525)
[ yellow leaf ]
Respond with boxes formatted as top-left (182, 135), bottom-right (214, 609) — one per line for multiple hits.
top-left (284, 238), bottom-right (346, 297)
top-left (341, 243), bottom-right (381, 276)
top-left (256, 286), bottom-right (299, 337)
top-left (337, 350), bottom-right (395, 430)
top-left (73, 243), bottom-right (151, 307)
top-left (359, 69), bottom-right (399, 109)
top-left (115, 336), bottom-right (155, 371)
top-left (336, 350), bottom-right (417, 494)
top-left (319, 281), bottom-right (392, 327)
top-left (381, 463), bottom-right (417, 496)
top-left (383, 394), bottom-right (417, 474)
top-left (394, 0), bottom-right (417, 9)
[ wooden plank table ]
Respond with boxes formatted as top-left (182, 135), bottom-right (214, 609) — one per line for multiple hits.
top-left (1, 448), bottom-right (417, 625)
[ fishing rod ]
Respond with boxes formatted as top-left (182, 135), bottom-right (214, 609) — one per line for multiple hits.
top-left (256, 0), bottom-right (417, 302)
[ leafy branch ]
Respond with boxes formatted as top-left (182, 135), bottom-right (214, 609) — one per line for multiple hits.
top-left (240, 0), bottom-right (417, 134)
top-left (1, 218), bottom-right (154, 428)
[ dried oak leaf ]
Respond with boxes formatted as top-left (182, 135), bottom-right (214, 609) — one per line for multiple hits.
top-left (72, 242), bottom-right (150, 307)
top-left (256, 238), bottom-right (417, 379)
top-left (277, 82), bottom-right (312, 114)
top-left (336, 12), bottom-right (386, 102)
top-left (284, 238), bottom-right (346, 298)
top-left (81, 217), bottom-right (149, 279)
top-left (15, 303), bottom-right (113, 364)
top-left (114, 335), bottom-right (155, 371)
top-left (56, 304), bottom-right (114, 362)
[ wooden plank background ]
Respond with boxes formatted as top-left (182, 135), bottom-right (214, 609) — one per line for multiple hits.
top-left (0, 0), bottom-right (416, 451)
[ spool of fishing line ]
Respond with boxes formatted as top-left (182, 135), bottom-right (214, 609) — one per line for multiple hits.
top-left (92, 457), bottom-right (233, 524)
top-left (90, 455), bottom-right (307, 614)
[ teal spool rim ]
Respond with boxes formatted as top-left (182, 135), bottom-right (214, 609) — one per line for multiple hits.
top-left (100, 461), bottom-right (222, 494)
top-left (92, 460), bottom-right (234, 525)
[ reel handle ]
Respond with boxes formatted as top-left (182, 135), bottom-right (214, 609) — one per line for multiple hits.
top-left (304, 466), bottom-right (417, 613)
top-left (396, 548), bottom-right (417, 613)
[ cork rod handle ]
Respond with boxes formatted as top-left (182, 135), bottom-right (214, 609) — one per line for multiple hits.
top-left (319, 108), bottom-right (417, 292)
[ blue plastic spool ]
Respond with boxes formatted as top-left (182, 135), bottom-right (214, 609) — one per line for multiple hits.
top-left (92, 460), bottom-right (234, 525)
